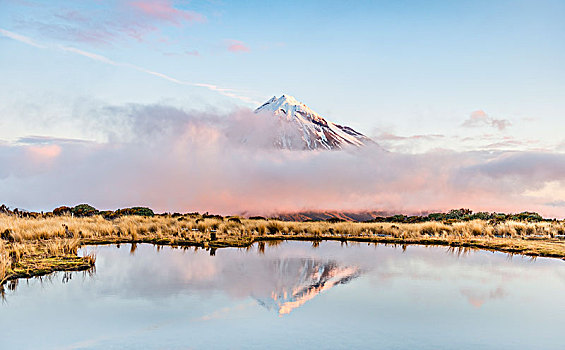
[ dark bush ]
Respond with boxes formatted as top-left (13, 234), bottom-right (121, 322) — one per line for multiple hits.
top-left (426, 213), bottom-right (446, 221)
top-left (0, 204), bottom-right (11, 214)
top-left (406, 216), bottom-right (424, 223)
top-left (100, 211), bottom-right (119, 220)
top-left (390, 215), bottom-right (407, 223)
top-left (203, 214), bottom-right (224, 220)
top-left (469, 212), bottom-right (493, 221)
top-left (1, 229), bottom-right (15, 242)
top-left (326, 217), bottom-right (345, 223)
top-left (512, 212), bottom-right (544, 222)
top-left (115, 207), bottom-right (155, 217)
top-left (72, 204), bottom-right (99, 217)
top-left (228, 217), bottom-right (242, 224)
top-left (446, 208), bottom-right (473, 220)
top-left (53, 206), bottom-right (72, 216)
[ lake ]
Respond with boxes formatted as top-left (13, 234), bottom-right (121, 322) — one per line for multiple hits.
top-left (1, 241), bottom-right (564, 349)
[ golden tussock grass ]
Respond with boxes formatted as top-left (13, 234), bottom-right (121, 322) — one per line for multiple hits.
top-left (1, 214), bottom-right (565, 284)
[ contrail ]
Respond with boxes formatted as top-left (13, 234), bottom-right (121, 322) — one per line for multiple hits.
top-left (0, 28), bottom-right (46, 48)
top-left (59, 46), bottom-right (119, 66)
top-left (1, 28), bottom-right (260, 105)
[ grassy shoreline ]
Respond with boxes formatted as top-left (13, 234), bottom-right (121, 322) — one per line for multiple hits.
top-left (2, 214), bottom-right (565, 284)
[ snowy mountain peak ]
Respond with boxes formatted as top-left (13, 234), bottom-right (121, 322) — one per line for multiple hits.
top-left (255, 94), bottom-right (373, 150)
top-left (277, 94), bottom-right (301, 105)
top-left (257, 94), bottom-right (308, 115)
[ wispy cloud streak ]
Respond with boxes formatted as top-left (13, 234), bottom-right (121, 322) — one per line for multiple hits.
top-left (0, 28), bottom-right (46, 48)
top-left (59, 45), bottom-right (119, 65)
top-left (1, 28), bottom-right (259, 105)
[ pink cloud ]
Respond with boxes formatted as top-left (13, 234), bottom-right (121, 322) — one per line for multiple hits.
top-left (462, 110), bottom-right (511, 131)
top-left (226, 40), bottom-right (250, 53)
top-left (163, 49), bottom-right (200, 57)
top-left (18, 1), bottom-right (205, 46)
top-left (129, 0), bottom-right (206, 25)
top-left (184, 49), bottom-right (200, 56)
top-left (21, 11), bottom-right (158, 45)
top-left (26, 144), bottom-right (61, 159)
top-left (55, 10), bottom-right (90, 24)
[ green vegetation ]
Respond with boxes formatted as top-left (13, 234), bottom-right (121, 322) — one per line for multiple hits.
top-left (53, 205), bottom-right (154, 219)
top-left (369, 208), bottom-right (549, 223)
top-left (71, 204), bottom-right (99, 217)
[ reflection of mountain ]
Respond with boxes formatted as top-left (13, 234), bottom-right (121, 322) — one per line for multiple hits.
top-left (254, 258), bottom-right (361, 315)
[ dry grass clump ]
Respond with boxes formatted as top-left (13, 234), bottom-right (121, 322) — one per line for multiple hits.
top-left (46, 238), bottom-right (80, 256)
top-left (489, 221), bottom-right (565, 238)
top-left (0, 247), bottom-right (10, 283)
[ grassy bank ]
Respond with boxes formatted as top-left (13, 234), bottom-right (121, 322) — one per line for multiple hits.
top-left (2, 214), bottom-right (565, 284)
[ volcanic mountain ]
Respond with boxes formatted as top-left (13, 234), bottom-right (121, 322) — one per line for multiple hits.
top-left (255, 94), bottom-right (373, 150)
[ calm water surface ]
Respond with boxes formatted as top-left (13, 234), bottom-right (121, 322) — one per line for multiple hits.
top-left (1, 241), bottom-right (564, 349)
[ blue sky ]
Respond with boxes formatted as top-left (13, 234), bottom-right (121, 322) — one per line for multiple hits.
top-left (1, 0), bottom-right (565, 214)
top-left (1, 0), bottom-right (564, 150)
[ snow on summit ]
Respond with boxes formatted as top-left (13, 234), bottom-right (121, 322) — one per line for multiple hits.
top-left (255, 94), bottom-right (373, 150)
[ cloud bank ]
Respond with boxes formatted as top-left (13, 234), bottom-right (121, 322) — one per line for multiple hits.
top-left (1, 102), bottom-right (564, 217)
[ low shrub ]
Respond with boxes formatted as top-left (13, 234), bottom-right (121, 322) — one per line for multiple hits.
top-left (72, 204), bottom-right (99, 217)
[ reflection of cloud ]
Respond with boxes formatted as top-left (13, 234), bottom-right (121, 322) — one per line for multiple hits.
top-left (460, 286), bottom-right (508, 308)
top-left (197, 301), bottom-right (255, 321)
top-left (5, 242), bottom-right (564, 349)
top-left (77, 242), bottom-right (556, 310)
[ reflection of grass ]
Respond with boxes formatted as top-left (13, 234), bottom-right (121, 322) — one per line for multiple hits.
top-left (1, 214), bottom-right (565, 284)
